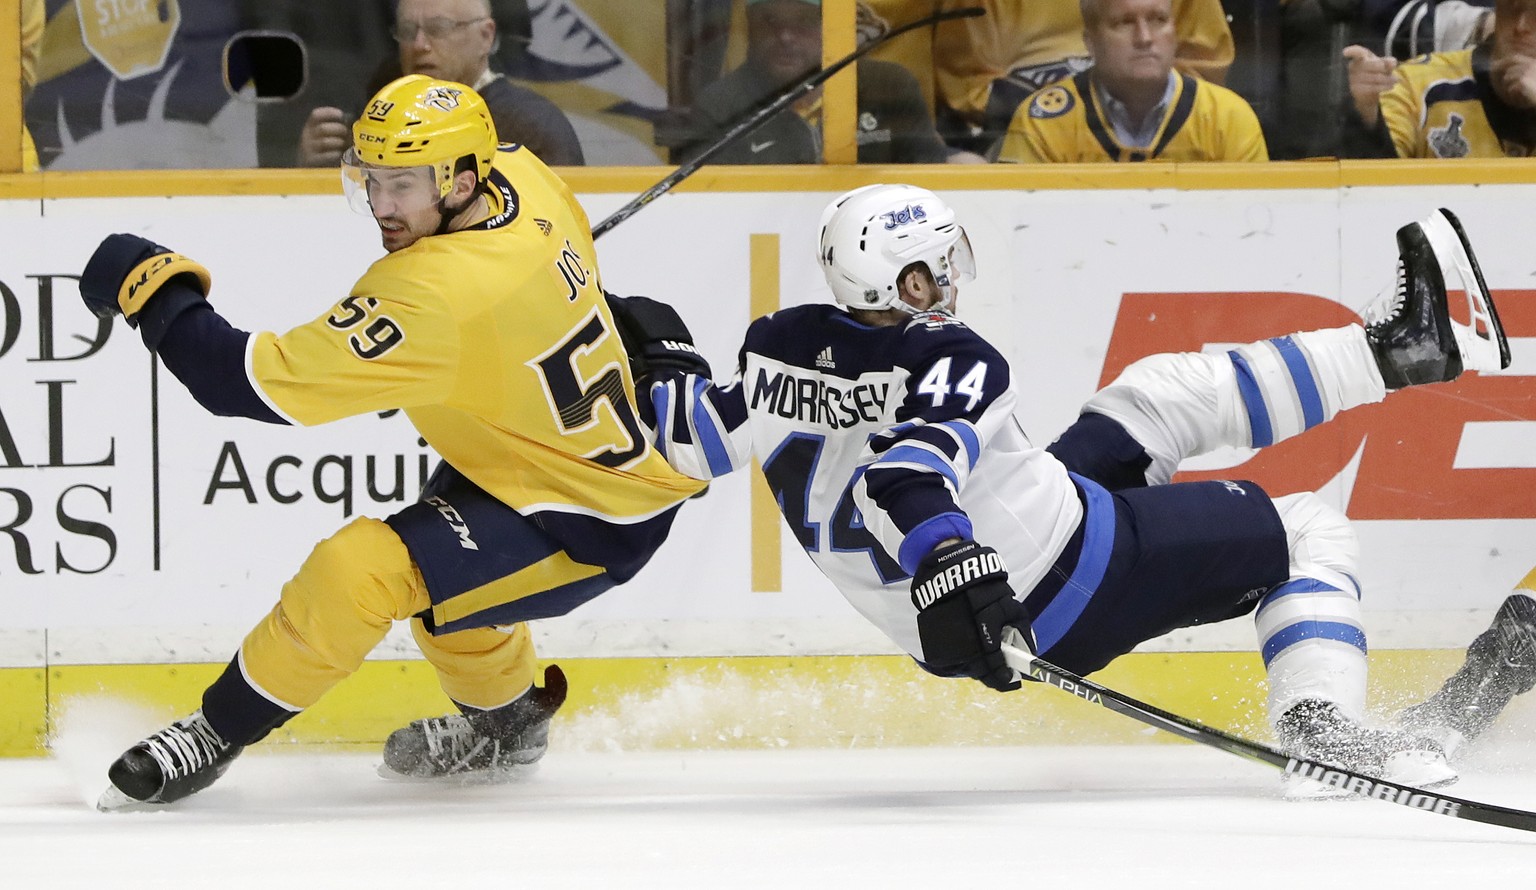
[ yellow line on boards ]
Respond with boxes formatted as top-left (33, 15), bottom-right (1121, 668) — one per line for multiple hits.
top-left (750, 233), bottom-right (783, 593)
top-left (5, 160), bottom-right (1535, 201)
top-left (5, 650), bottom-right (1462, 757)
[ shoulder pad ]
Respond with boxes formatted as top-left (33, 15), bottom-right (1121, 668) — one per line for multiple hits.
top-left (1028, 85), bottom-right (1075, 119)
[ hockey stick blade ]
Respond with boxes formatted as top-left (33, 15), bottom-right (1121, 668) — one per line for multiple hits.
top-left (999, 629), bottom-right (1536, 834)
top-left (591, 7), bottom-right (985, 240)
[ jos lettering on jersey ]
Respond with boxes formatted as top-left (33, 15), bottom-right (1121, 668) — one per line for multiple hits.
top-left (555, 240), bottom-right (590, 302)
top-left (750, 366), bottom-right (889, 429)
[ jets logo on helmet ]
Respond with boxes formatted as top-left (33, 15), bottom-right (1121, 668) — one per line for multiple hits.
top-left (880, 204), bottom-right (928, 229)
top-left (818, 184), bottom-right (976, 315)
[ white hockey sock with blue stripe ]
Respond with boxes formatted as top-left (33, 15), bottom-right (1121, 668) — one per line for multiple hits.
top-left (1227, 325), bottom-right (1386, 448)
top-left (1258, 577), bottom-right (1369, 722)
top-left (1260, 492), bottom-right (1369, 724)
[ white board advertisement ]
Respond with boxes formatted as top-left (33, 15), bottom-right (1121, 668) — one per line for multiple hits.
top-left (2, 183), bottom-right (1533, 666)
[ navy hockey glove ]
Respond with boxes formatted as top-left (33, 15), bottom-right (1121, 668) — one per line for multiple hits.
top-left (605, 293), bottom-right (712, 379)
top-left (80, 233), bottom-right (211, 348)
top-left (912, 541), bottom-right (1027, 692)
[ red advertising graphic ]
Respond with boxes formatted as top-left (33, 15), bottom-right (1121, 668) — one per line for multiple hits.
top-left (1103, 291), bottom-right (1536, 519)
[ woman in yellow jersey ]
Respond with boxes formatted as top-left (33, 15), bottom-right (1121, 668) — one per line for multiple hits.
top-left (77, 75), bottom-right (710, 808)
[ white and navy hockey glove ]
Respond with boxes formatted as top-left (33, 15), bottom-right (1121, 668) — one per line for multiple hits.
top-left (912, 541), bottom-right (1028, 692)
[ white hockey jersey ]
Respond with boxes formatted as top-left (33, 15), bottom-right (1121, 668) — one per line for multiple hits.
top-left (651, 304), bottom-right (1083, 663)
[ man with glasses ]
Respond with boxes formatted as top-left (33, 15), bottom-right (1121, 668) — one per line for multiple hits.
top-left (297, 0), bottom-right (584, 167)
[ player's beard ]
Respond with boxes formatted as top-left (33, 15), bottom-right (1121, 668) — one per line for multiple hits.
top-left (376, 214), bottom-right (429, 252)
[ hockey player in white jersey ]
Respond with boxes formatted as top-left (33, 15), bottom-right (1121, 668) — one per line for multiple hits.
top-left (642, 184), bottom-right (1510, 791)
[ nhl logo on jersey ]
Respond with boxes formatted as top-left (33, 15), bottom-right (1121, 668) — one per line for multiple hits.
top-left (1429, 114), bottom-right (1470, 159)
top-left (1029, 86), bottom-right (1075, 119)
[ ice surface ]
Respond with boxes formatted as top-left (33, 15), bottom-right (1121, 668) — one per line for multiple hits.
top-left (2, 743), bottom-right (1533, 889)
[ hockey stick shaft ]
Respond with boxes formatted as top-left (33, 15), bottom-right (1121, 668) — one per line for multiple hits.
top-left (999, 629), bottom-right (1536, 834)
top-left (591, 7), bottom-right (985, 240)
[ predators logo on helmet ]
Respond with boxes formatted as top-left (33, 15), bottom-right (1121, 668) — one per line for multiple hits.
top-left (349, 75), bottom-right (499, 200)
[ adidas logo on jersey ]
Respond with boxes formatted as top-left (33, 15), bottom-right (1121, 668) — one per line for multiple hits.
top-left (815, 347), bottom-right (835, 369)
top-left (535, 219), bottom-right (553, 235)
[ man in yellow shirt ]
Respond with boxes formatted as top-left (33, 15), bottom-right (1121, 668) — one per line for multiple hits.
top-left (78, 75), bottom-right (708, 808)
top-left (1341, 0), bottom-right (1536, 157)
top-left (996, 0), bottom-right (1266, 162)
top-left (932, 0), bottom-right (1234, 155)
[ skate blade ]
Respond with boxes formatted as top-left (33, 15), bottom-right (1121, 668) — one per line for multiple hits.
top-left (1281, 774), bottom-right (1360, 802)
top-left (96, 785), bottom-right (161, 813)
top-left (375, 760), bottom-right (541, 786)
top-left (1381, 749), bottom-right (1460, 790)
top-left (1280, 752), bottom-right (1458, 802)
top-left (1420, 209), bottom-right (1511, 375)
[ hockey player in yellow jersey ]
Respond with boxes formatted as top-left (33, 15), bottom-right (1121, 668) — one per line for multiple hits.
top-left (995, 0), bottom-right (1266, 163)
top-left (1340, 0), bottom-right (1536, 158)
top-left (78, 75), bottom-right (710, 808)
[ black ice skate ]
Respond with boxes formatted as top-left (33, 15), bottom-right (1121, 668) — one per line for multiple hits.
top-left (1400, 593), bottom-right (1536, 759)
top-left (1276, 698), bottom-right (1456, 799)
top-left (382, 664), bottom-right (568, 780)
top-left (1364, 208), bottom-right (1510, 389)
top-left (97, 709), bottom-right (244, 811)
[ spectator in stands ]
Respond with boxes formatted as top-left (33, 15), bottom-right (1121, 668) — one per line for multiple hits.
top-left (1340, 0), bottom-right (1534, 157)
top-left (931, 0), bottom-right (1233, 156)
top-left (296, 0), bottom-right (584, 167)
top-left (1360, 0), bottom-right (1495, 60)
top-left (658, 0), bottom-right (982, 164)
top-left (996, 0), bottom-right (1267, 162)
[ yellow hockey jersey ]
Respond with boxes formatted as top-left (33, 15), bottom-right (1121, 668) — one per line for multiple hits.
top-left (996, 71), bottom-right (1268, 163)
top-left (932, 0), bottom-right (1235, 122)
top-left (248, 147), bottom-right (706, 524)
top-left (1381, 47), bottom-right (1536, 158)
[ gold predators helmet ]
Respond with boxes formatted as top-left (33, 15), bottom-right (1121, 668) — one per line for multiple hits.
top-left (344, 75), bottom-right (498, 213)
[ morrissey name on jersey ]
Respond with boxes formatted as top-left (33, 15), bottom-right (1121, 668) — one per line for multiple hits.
top-left (749, 365), bottom-right (892, 430)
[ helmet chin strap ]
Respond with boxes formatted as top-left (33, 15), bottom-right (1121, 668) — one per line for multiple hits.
top-left (434, 194), bottom-right (471, 235)
top-left (892, 278), bottom-right (955, 317)
top-left (433, 177), bottom-right (487, 235)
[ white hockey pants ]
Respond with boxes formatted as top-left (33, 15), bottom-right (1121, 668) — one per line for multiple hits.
top-left (1080, 325), bottom-right (1387, 724)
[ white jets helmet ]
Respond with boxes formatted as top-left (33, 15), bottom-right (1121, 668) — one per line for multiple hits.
top-left (817, 183), bottom-right (976, 314)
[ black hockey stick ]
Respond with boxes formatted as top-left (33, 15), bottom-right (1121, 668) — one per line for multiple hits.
top-left (591, 6), bottom-right (984, 239)
top-left (999, 630), bottom-right (1536, 834)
